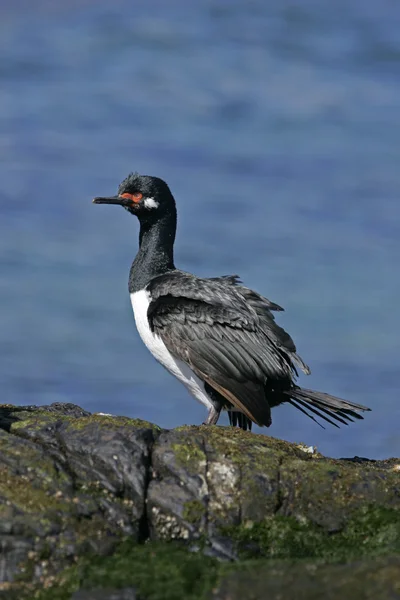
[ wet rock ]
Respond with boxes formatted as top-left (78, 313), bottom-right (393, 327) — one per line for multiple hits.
top-left (147, 425), bottom-right (400, 557)
top-left (212, 555), bottom-right (400, 600)
top-left (0, 403), bottom-right (398, 599)
top-left (0, 403), bottom-right (160, 583)
top-left (72, 588), bottom-right (137, 600)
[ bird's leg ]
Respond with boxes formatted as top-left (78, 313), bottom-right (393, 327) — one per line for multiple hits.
top-left (203, 404), bottom-right (221, 426)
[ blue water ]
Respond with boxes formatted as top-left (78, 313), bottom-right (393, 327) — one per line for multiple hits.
top-left (1, 0), bottom-right (399, 459)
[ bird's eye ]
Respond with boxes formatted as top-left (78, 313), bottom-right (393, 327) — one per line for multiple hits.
top-left (120, 192), bottom-right (143, 203)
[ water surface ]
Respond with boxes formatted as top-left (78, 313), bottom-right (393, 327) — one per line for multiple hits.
top-left (1, 0), bottom-right (399, 458)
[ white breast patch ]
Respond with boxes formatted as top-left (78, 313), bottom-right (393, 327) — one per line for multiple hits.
top-left (130, 289), bottom-right (213, 411)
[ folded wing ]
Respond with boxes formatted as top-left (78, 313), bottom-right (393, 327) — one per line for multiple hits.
top-left (147, 274), bottom-right (298, 426)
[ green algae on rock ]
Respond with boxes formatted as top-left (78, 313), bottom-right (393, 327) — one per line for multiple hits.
top-left (223, 506), bottom-right (400, 561)
top-left (15, 541), bottom-right (220, 600)
top-left (0, 403), bottom-right (159, 586)
top-left (213, 555), bottom-right (400, 600)
top-left (0, 402), bottom-right (399, 600)
top-left (147, 425), bottom-right (400, 558)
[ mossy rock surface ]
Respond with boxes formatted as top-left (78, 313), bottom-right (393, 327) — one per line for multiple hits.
top-left (0, 403), bottom-right (399, 600)
top-left (212, 555), bottom-right (400, 600)
top-left (148, 425), bottom-right (399, 556)
top-left (0, 403), bottom-right (158, 585)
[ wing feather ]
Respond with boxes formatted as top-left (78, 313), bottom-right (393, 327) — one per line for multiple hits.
top-left (146, 272), bottom-right (308, 427)
top-left (148, 306), bottom-right (289, 426)
top-left (147, 270), bottom-right (310, 375)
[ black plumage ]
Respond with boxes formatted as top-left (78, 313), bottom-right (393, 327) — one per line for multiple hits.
top-left (146, 271), bottom-right (367, 428)
top-left (93, 173), bottom-right (371, 430)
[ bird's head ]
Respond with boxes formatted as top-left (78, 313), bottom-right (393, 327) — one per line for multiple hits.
top-left (93, 172), bottom-right (175, 223)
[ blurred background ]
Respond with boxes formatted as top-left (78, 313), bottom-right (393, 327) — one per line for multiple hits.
top-left (1, 0), bottom-right (399, 459)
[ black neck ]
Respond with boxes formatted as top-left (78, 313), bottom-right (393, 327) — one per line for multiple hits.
top-left (128, 209), bottom-right (177, 293)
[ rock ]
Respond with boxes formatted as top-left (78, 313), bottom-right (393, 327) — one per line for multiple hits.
top-left (0, 403), bottom-right (398, 600)
top-left (147, 426), bottom-right (400, 558)
top-left (71, 588), bottom-right (137, 600)
top-left (0, 403), bottom-right (159, 585)
top-left (212, 556), bottom-right (400, 600)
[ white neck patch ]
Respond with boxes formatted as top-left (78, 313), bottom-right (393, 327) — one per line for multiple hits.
top-left (144, 196), bottom-right (159, 209)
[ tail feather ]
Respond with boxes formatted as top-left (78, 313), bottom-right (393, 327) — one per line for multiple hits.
top-left (228, 410), bottom-right (253, 431)
top-left (287, 399), bottom-right (327, 429)
top-left (289, 398), bottom-right (340, 428)
top-left (307, 403), bottom-right (354, 425)
top-left (293, 397), bottom-right (357, 425)
top-left (285, 387), bottom-right (370, 428)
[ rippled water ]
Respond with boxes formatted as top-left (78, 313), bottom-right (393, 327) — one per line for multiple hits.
top-left (1, 0), bottom-right (399, 458)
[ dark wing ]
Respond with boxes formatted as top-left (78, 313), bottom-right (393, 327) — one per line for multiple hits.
top-left (210, 275), bottom-right (285, 311)
top-left (209, 275), bottom-right (310, 375)
top-left (147, 271), bottom-right (255, 315)
top-left (147, 277), bottom-right (296, 426)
